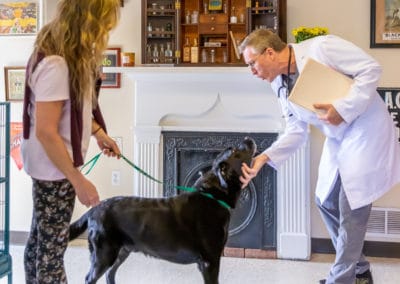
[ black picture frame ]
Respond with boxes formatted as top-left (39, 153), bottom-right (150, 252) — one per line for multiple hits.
top-left (370, 0), bottom-right (400, 48)
top-left (100, 47), bottom-right (121, 88)
top-left (378, 87), bottom-right (400, 142)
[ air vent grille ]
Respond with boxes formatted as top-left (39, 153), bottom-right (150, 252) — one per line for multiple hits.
top-left (366, 207), bottom-right (400, 239)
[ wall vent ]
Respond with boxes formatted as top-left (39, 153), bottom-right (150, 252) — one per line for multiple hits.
top-left (366, 207), bottom-right (400, 241)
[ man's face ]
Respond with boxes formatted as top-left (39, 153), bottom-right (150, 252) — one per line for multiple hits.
top-left (242, 46), bottom-right (279, 82)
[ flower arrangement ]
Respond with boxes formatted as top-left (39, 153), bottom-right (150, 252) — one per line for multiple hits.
top-left (292, 26), bottom-right (329, 43)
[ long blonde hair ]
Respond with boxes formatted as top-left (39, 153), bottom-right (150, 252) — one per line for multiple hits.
top-left (31, 0), bottom-right (120, 107)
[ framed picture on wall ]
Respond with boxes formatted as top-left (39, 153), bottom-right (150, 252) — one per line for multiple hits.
top-left (100, 47), bottom-right (121, 88)
top-left (0, 0), bottom-right (42, 36)
top-left (370, 0), bottom-right (400, 48)
top-left (4, 66), bottom-right (25, 101)
top-left (378, 87), bottom-right (400, 142)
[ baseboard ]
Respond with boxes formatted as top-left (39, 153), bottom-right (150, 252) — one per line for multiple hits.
top-left (9, 231), bottom-right (87, 246)
top-left (9, 232), bottom-right (400, 258)
top-left (312, 238), bottom-right (400, 258)
top-left (9, 231), bottom-right (28, 245)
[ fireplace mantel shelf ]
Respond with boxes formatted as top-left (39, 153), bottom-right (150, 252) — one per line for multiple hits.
top-left (103, 66), bottom-right (253, 82)
top-left (104, 66), bottom-right (248, 73)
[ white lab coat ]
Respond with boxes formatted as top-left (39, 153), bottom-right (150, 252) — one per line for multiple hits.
top-left (264, 35), bottom-right (400, 209)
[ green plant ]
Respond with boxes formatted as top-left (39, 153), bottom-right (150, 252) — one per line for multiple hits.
top-left (292, 26), bottom-right (329, 43)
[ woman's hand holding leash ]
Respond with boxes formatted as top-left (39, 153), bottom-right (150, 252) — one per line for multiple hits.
top-left (92, 127), bottom-right (121, 158)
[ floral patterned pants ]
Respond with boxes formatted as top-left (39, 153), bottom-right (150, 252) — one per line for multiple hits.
top-left (24, 178), bottom-right (76, 284)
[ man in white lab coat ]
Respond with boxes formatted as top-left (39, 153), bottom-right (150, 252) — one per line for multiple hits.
top-left (239, 29), bottom-right (400, 284)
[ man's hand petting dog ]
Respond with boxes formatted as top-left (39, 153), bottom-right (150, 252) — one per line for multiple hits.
top-left (69, 137), bottom-right (257, 284)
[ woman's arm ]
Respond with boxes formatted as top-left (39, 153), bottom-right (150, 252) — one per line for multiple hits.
top-left (36, 100), bottom-right (100, 207)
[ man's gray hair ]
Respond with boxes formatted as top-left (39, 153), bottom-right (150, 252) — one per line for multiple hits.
top-left (239, 29), bottom-right (286, 54)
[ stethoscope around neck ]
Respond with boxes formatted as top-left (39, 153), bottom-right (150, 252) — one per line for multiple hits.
top-left (277, 45), bottom-right (292, 98)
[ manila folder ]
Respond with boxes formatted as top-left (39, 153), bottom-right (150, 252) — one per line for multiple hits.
top-left (288, 58), bottom-right (353, 112)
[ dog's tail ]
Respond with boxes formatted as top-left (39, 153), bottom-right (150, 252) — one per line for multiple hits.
top-left (69, 210), bottom-right (90, 241)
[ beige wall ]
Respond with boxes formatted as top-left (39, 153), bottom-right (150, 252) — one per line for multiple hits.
top-left (0, 0), bottom-right (399, 239)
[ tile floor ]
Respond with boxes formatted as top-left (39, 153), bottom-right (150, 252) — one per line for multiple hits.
top-left (1, 240), bottom-right (399, 284)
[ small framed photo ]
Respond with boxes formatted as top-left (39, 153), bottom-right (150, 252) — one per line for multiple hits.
top-left (370, 0), bottom-right (400, 48)
top-left (0, 0), bottom-right (41, 36)
top-left (4, 66), bottom-right (26, 101)
top-left (100, 47), bottom-right (121, 88)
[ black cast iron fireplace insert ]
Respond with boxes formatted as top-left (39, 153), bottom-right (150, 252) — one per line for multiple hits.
top-left (162, 131), bottom-right (278, 250)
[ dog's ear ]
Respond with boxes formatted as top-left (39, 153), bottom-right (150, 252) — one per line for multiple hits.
top-left (216, 162), bottom-right (228, 189)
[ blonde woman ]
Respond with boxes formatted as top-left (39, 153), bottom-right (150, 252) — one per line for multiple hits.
top-left (21, 0), bottom-right (121, 282)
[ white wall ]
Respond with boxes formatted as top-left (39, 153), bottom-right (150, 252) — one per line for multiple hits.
top-left (0, 0), bottom-right (399, 239)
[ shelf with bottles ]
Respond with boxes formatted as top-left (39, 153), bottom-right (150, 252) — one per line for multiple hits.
top-left (146, 41), bottom-right (176, 64)
top-left (146, 20), bottom-right (175, 38)
top-left (199, 47), bottom-right (229, 64)
top-left (146, 2), bottom-right (176, 16)
top-left (251, 0), bottom-right (276, 14)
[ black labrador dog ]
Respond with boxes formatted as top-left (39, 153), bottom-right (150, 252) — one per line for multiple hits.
top-left (69, 137), bottom-right (256, 284)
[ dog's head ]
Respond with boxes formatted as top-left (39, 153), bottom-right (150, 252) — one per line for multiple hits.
top-left (194, 137), bottom-right (257, 208)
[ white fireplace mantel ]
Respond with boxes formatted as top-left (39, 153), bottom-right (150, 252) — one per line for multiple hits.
top-left (104, 66), bottom-right (311, 260)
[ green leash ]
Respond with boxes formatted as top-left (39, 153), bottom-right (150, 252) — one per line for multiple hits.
top-left (81, 152), bottom-right (231, 210)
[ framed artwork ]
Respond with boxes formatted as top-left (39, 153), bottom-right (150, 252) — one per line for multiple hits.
top-left (370, 0), bottom-right (400, 48)
top-left (0, 0), bottom-right (41, 36)
top-left (100, 47), bottom-right (121, 88)
top-left (378, 87), bottom-right (400, 142)
top-left (4, 66), bottom-right (25, 101)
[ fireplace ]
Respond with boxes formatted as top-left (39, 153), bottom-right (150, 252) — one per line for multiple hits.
top-left (106, 66), bottom-right (311, 260)
top-left (163, 131), bottom-right (278, 250)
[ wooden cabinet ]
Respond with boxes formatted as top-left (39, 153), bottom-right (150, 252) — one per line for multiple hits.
top-left (141, 0), bottom-right (286, 66)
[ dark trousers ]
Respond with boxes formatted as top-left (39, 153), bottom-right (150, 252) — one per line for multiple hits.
top-left (24, 178), bottom-right (75, 284)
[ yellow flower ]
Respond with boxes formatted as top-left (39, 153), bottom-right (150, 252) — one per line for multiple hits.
top-left (292, 26), bottom-right (329, 43)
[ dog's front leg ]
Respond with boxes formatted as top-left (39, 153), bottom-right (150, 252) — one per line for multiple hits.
top-left (198, 260), bottom-right (220, 284)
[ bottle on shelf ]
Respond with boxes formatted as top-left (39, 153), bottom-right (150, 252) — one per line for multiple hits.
top-left (204, 2), bottom-right (209, 14)
top-left (165, 42), bottom-right (174, 63)
top-left (152, 43), bottom-right (159, 63)
top-left (223, 2), bottom-right (227, 13)
top-left (147, 22), bottom-right (152, 37)
top-left (210, 49), bottom-right (216, 63)
top-left (230, 6), bottom-right (237, 23)
top-left (146, 44), bottom-right (152, 63)
top-left (159, 44), bottom-right (165, 63)
top-left (201, 48), bottom-right (208, 63)
top-left (183, 37), bottom-right (191, 63)
top-left (185, 10), bottom-right (191, 24)
top-left (190, 38), bottom-right (199, 63)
